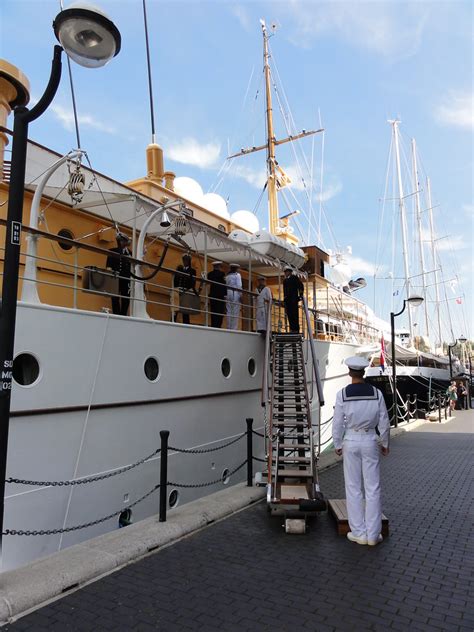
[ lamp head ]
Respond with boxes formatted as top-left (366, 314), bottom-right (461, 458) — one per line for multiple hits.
top-left (406, 295), bottom-right (424, 308)
top-left (458, 336), bottom-right (467, 344)
top-left (53, 2), bottom-right (121, 68)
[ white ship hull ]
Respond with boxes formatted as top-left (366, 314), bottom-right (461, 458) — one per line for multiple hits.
top-left (4, 303), bottom-right (356, 570)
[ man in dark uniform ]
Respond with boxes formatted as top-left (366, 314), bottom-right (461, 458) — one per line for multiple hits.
top-left (207, 260), bottom-right (227, 328)
top-left (283, 266), bottom-right (304, 333)
top-left (173, 253), bottom-right (196, 324)
top-left (106, 233), bottom-right (132, 315)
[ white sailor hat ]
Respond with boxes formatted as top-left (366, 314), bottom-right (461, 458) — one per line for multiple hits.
top-left (344, 356), bottom-right (370, 371)
top-left (284, 265), bottom-right (293, 271)
top-left (212, 260), bottom-right (223, 266)
top-left (229, 263), bottom-right (240, 268)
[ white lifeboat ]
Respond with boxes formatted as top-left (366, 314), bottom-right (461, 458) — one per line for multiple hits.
top-left (250, 230), bottom-right (305, 268)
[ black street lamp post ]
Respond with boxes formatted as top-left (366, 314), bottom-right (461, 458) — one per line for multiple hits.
top-left (0, 4), bottom-right (120, 555)
top-left (390, 296), bottom-right (424, 428)
top-left (448, 336), bottom-right (467, 380)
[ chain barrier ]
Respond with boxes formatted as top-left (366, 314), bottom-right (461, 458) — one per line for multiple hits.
top-left (252, 456), bottom-right (267, 463)
top-left (168, 433), bottom-right (245, 455)
top-left (252, 430), bottom-right (266, 438)
top-left (168, 460), bottom-right (247, 489)
top-left (3, 483), bottom-right (160, 536)
top-left (6, 448), bottom-right (161, 487)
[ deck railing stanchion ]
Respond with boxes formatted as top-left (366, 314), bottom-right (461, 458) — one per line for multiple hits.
top-left (73, 249), bottom-right (78, 309)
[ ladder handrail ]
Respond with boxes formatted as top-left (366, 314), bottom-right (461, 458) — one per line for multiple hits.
top-left (302, 296), bottom-right (325, 406)
top-left (261, 296), bottom-right (273, 408)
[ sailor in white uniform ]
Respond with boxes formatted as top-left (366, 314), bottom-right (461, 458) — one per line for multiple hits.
top-left (226, 263), bottom-right (242, 330)
top-left (332, 356), bottom-right (390, 546)
top-left (255, 275), bottom-right (272, 334)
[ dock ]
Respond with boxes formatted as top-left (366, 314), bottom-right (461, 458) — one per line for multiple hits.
top-left (2, 410), bottom-right (473, 631)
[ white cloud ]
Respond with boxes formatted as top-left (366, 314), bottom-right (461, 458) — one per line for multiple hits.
top-left (49, 103), bottom-right (116, 134)
top-left (230, 163), bottom-right (267, 188)
top-left (167, 138), bottom-right (221, 168)
top-left (435, 234), bottom-right (467, 252)
top-left (434, 91), bottom-right (474, 130)
top-left (349, 255), bottom-right (380, 276)
top-left (283, 1), bottom-right (429, 59)
top-left (462, 203), bottom-right (473, 217)
top-left (315, 181), bottom-right (342, 203)
top-left (231, 4), bottom-right (251, 32)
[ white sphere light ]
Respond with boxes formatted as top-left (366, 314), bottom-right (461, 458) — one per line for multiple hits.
top-left (231, 210), bottom-right (259, 234)
top-left (202, 193), bottom-right (230, 219)
top-left (53, 2), bottom-right (121, 69)
top-left (173, 177), bottom-right (204, 205)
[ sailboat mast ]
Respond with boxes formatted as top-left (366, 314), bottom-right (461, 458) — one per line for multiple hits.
top-left (261, 20), bottom-right (279, 235)
top-left (426, 176), bottom-right (442, 349)
top-left (391, 120), bottom-right (414, 340)
top-left (411, 139), bottom-right (429, 337)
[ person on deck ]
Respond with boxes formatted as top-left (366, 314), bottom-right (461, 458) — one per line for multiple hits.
top-left (173, 254), bottom-right (197, 325)
top-left (283, 266), bottom-right (304, 333)
top-left (207, 261), bottom-right (227, 328)
top-left (446, 381), bottom-right (457, 412)
top-left (332, 356), bottom-right (390, 547)
top-left (106, 233), bottom-right (132, 316)
top-left (226, 263), bottom-right (242, 330)
top-left (255, 275), bottom-right (272, 335)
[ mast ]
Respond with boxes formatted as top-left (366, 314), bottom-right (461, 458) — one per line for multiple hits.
top-left (261, 19), bottom-right (279, 235)
top-left (426, 176), bottom-right (443, 349)
top-left (391, 120), bottom-right (414, 340)
top-left (411, 139), bottom-right (429, 337)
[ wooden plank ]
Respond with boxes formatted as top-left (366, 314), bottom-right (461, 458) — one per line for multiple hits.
top-left (328, 499), bottom-right (389, 537)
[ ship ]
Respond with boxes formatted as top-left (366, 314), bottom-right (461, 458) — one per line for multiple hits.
top-left (0, 11), bottom-right (389, 571)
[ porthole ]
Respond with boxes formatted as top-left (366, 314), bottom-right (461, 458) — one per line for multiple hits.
top-left (169, 489), bottom-right (179, 509)
top-left (118, 508), bottom-right (132, 528)
top-left (248, 358), bottom-right (256, 377)
top-left (57, 228), bottom-right (75, 251)
top-left (222, 468), bottom-right (230, 485)
top-left (13, 353), bottom-right (40, 386)
top-left (144, 357), bottom-right (160, 382)
top-left (221, 358), bottom-right (231, 378)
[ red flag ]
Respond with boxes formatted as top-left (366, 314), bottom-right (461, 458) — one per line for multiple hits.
top-left (380, 336), bottom-right (386, 372)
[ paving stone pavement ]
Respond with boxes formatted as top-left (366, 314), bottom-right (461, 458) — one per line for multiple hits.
top-left (4, 412), bottom-right (473, 632)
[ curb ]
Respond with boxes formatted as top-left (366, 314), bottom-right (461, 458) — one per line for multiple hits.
top-left (0, 417), bottom-right (435, 625)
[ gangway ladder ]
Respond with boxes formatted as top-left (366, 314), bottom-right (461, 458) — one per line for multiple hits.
top-left (262, 297), bottom-right (327, 533)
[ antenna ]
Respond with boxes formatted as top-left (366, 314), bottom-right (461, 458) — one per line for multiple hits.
top-left (142, 0), bottom-right (157, 143)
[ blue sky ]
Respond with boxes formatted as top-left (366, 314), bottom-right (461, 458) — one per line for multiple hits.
top-left (2, 0), bottom-right (472, 340)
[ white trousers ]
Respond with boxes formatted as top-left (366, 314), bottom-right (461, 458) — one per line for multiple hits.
top-left (226, 299), bottom-right (241, 330)
top-left (343, 436), bottom-right (382, 541)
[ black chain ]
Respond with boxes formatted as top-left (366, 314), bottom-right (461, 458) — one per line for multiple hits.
top-left (6, 448), bottom-right (161, 487)
top-left (252, 456), bottom-right (267, 463)
top-left (3, 483), bottom-right (160, 536)
top-left (252, 430), bottom-right (265, 438)
top-left (169, 433), bottom-right (245, 455)
top-left (319, 416), bottom-right (333, 426)
top-left (168, 460), bottom-right (247, 488)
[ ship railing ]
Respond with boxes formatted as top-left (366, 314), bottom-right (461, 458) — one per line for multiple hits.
top-left (0, 221), bottom-right (380, 343)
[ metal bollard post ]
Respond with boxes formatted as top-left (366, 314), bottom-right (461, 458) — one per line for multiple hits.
top-left (246, 417), bottom-right (253, 487)
top-left (413, 394), bottom-right (418, 419)
top-left (444, 397), bottom-right (448, 420)
top-left (159, 430), bottom-right (170, 522)
top-left (437, 395), bottom-right (442, 423)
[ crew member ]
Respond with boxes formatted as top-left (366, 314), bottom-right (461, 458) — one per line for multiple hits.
top-left (106, 233), bottom-right (132, 316)
top-left (283, 266), bottom-right (304, 333)
top-left (173, 253), bottom-right (197, 324)
top-left (255, 275), bottom-right (272, 335)
top-left (226, 263), bottom-right (242, 330)
top-left (207, 261), bottom-right (227, 328)
top-left (332, 356), bottom-right (390, 546)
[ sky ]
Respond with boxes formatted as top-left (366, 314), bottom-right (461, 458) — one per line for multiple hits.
top-left (1, 0), bottom-right (473, 341)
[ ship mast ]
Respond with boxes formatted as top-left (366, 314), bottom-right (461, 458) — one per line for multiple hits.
top-left (390, 119), bottom-right (414, 340)
top-left (261, 20), bottom-right (279, 235)
top-left (227, 20), bottom-right (323, 238)
top-left (426, 176), bottom-right (443, 349)
top-left (411, 138), bottom-right (429, 338)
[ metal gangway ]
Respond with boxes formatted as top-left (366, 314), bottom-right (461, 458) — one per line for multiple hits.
top-left (261, 297), bottom-right (326, 533)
